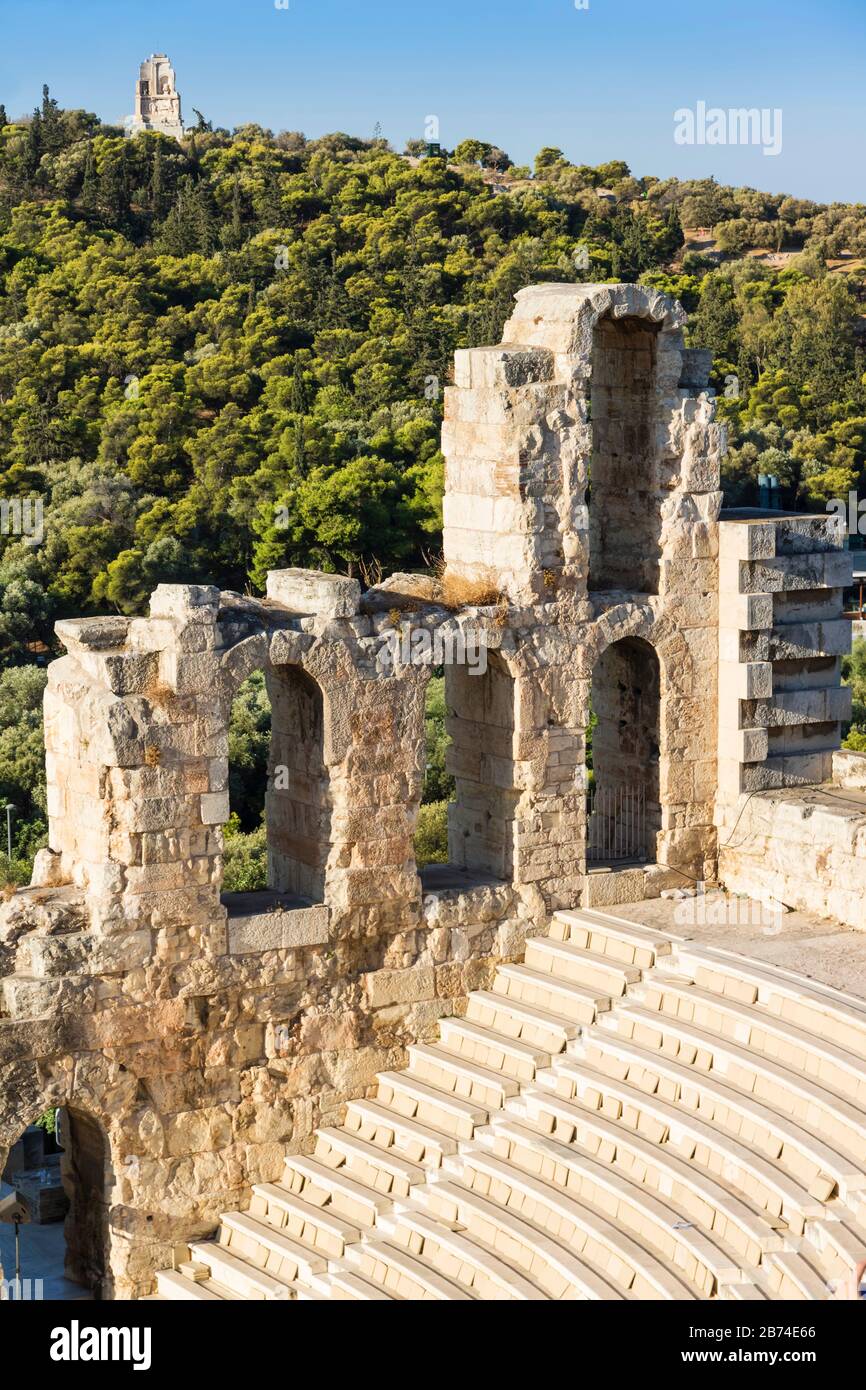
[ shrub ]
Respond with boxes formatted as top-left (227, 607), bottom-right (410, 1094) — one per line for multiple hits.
top-left (222, 814), bottom-right (267, 891)
top-left (414, 800), bottom-right (449, 866)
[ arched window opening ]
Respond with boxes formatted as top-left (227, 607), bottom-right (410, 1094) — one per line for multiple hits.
top-left (265, 665), bottom-right (329, 902)
top-left (588, 637), bottom-right (661, 866)
top-left (1, 1109), bottom-right (109, 1300)
top-left (414, 672), bottom-right (452, 874)
top-left (588, 314), bottom-right (662, 594)
top-left (222, 665), bottom-right (330, 913)
top-left (418, 653), bottom-right (517, 892)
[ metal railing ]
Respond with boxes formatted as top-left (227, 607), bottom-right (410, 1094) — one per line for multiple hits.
top-left (586, 782), bottom-right (647, 864)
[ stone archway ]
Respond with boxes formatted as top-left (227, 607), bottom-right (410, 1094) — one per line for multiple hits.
top-left (0, 1105), bottom-right (112, 1300)
top-left (588, 636), bottom-right (661, 864)
top-left (218, 632), bottom-right (334, 910)
top-left (265, 663), bottom-right (330, 903)
top-left (584, 603), bottom-right (711, 882)
top-left (443, 650), bottom-right (518, 884)
top-left (57, 1107), bottom-right (111, 1297)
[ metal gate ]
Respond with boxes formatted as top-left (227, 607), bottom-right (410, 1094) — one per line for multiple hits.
top-left (586, 782), bottom-right (647, 864)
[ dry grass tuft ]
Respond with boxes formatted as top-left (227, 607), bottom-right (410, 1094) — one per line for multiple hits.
top-left (437, 564), bottom-right (504, 611)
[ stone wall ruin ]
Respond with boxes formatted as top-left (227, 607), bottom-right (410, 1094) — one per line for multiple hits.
top-left (0, 283), bottom-right (856, 1296)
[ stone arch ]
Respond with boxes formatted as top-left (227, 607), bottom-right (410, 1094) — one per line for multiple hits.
top-left (265, 663), bottom-right (330, 902)
top-left (56, 1106), bottom-right (112, 1297)
top-left (442, 647), bottom-right (520, 885)
top-left (589, 637), bottom-right (661, 863)
top-left (502, 281), bottom-right (686, 358)
top-left (584, 605), bottom-right (695, 871)
top-left (217, 632), bottom-right (336, 906)
top-left (0, 1072), bottom-right (127, 1300)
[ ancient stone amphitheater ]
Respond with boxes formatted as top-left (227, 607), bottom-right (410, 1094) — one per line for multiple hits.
top-left (2, 283), bottom-right (865, 1301)
top-left (146, 905), bottom-right (866, 1302)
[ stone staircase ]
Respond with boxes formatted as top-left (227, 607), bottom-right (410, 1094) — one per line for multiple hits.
top-left (143, 908), bottom-right (866, 1301)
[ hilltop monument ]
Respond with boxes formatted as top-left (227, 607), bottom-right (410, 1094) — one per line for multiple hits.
top-left (127, 53), bottom-right (184, 140)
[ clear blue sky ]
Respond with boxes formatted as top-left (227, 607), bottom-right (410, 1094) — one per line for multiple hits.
top-left (0, 0), bottom-right (863, 203)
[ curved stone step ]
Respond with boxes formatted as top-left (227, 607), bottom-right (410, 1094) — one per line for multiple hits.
top-left (553, 909), bottom-right (674, 967)
top-left (488, 1107), bottom-right (781, 1265)
top-left (639, 977), bottom-right (866, 1109)
top-left (493, 962), bottom-right (610, 1025)
top-left (675, 945), bottom-right (866, 1061)
top-left (436, 1158), bottom-right (699, 1300)
top-left (220, 1210), bottom-right (328, 1282)
top-left (525, 937), bottom-right (642, 997)
top-left (314, 1126), bottom-right (426, 1199)
top-left (803, 1214), bottom-right (866, 1287)
top-left (342, 1238), bottom-right (475, 1300)
top-left (189, 1240), bottom-right (294, 1300)
top-left (576, 1027), bottom-right (865, 1200)
top-left (437, 1015), bottom-right (550, 1082)
top-left (763, 1249), bottom-right (831, 1301)
top-left (375, 1069), bottom-right (488, 1142)
top-left (281, 1154), bottom-right (392, 1227)
top-left (607, 1002), bottom-right (866, 1170)
top-left (156, 1268), bottom-right (226, 1301)
top-left (412, 1178), bottom-right (630, 1300)
top-left (314, 1268), bottom-right (396, 1301)
top-left (343, 1097), bottom-right (457, 1167)
top-left (251, 1183), bottom-right (361, 1259)
top-left (455, 1142), bottom-right (740, 1297)
top-left (546, 1059), bottom-right (825, 1234)
top-left (466, 987), bottom-right (579, 1053)
top-left (381, 1205), bottom-right (548, 1300)
top-left (406, 1042), bottom-right (519, 1111)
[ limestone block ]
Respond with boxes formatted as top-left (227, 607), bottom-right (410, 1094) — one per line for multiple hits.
top-left (738, 728), bottom-right (769, 764)
top-left (266, 569), bottom-right (361, 618)
top-left (452, 345), bottom-right (553, 391)
top-left (200, 792), bottom-right (230, 825)
top-left (149, 584), bottom-right (221, 623)
top-left (719, 521), bottom-right (776, 562)
top-left (362, 966), bottom-right (436, 1008)
top-left (89, 930), bottom-right (154, 974)
top-left (30, 848), bottom-right (65, 889)
top-left (55, 615), bottom-right (132, 655)
top-left (722, 593), bottom-right (774, 630)
top-left (832, 749), bottom-right (866, 791)
top-left (228, 903), bottom-right (330, 954)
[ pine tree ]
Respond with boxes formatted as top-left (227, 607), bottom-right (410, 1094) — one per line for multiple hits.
top-left (23, 108), bottom-right (42, 181)
top-left (156, 181), bottom-right (198, 255)
top-left (291, 359), bottom-right (309, 473)
top-left (192, 183), bottom-right (218, 254)
top-left (0, 105), bottom-right (7, 130)
top-left (81, 143), bottom-right (98, 211)
top-left (231, 175), bottom-right (244, 246)
top-left (40, 83), bottom-right (61, 152)
top-left (663, 204), bottom-right (684, 257)
top-left (149, 139), bottom-right (166, 218)
top-left (98, 145), bottom-right (130, 225)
